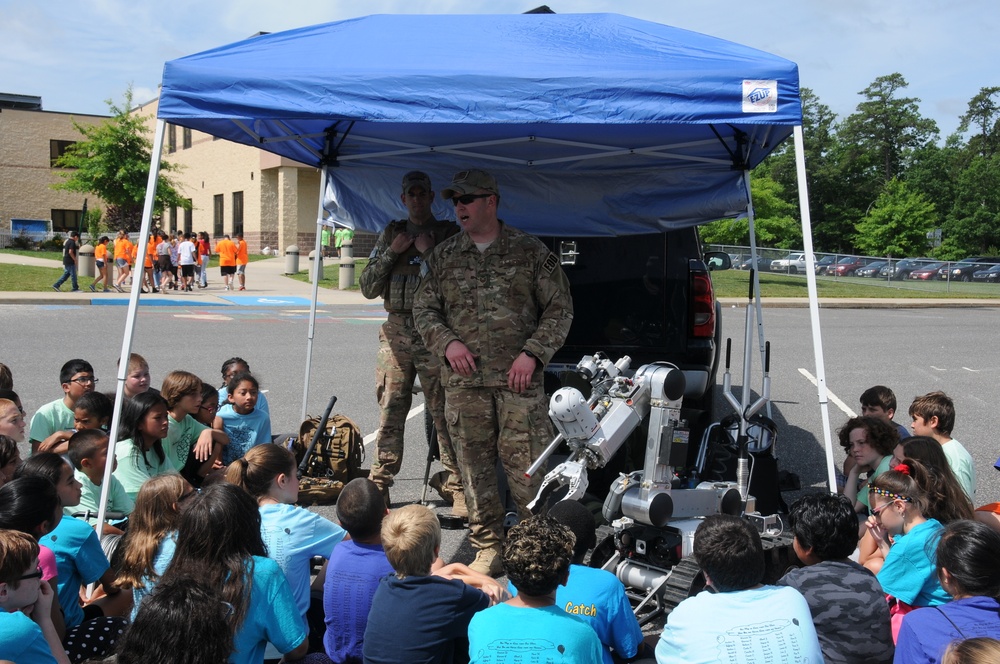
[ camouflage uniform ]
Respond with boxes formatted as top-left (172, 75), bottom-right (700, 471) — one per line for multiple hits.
top-left (360, 217), bottom-right (461, 497)
top-left (413, 221), bottom-right (573, 551)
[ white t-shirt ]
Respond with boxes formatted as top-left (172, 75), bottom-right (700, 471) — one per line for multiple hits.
top-left (178, 240), bottom-right (198, 265)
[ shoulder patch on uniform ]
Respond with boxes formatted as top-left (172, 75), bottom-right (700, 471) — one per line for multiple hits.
top-left (542, 252), bottom-right (559, 275)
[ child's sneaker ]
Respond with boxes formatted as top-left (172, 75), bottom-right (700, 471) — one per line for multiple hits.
top-left (89, 284), bottom-right (96, 292)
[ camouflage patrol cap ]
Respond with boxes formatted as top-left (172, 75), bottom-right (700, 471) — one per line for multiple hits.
top-left (401, 171), bottom-right (432, 193)
top-left (441, 169), bottom-right (499, 200)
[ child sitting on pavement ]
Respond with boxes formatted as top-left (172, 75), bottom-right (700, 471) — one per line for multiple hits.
top-left (65, 428), bottom-right (133, 534)
top-left (161, 370), bottom-right (228, 486)
top-left (364, 504), bottom-right (500, 664)
top-left (72, 391), bottom-right (112, 434)
top-left (778, 492), bottom-right (893, 663)
top-left (908, 391), bottom-right (975, 500)
top-left (29, 359), bottom-right (97, 454)
top-left (323, 478), bottom-right (395, 663)
top-left (509, 500), bottom-right (643, 664)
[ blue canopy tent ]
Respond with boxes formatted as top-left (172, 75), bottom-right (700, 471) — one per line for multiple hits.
top-left (95, 13), bottom-right (837, 530)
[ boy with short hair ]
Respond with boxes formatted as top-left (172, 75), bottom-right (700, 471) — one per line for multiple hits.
top-left (160, 370), bottom-right (228, 485)
top-left (655, 514), bottom-right (823, 663)
top-left (364, 504), bottom-right (492, 664)
top-left (29, 359), bottom-right (96, 454)
top-left (860, 385), bottom-right (910, 441)
top-left (119, 353), bottom-right (153, 400)
top-left (323, 478), bottom-right (394, 663)
top-left (909, 391), bottom-right (975, 499)
top-left (66, 428), bottom-right (134, 532)
top-left (0, 529), bottom-right (71, 664)
top-left (779, 493), bottom-right (893, 663)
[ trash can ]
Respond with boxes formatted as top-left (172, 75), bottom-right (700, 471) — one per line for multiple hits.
top-left (339, 242), bottom-right (354, 290)
top-left (309, 249), bottom-right (323, 281)
top-left (284, 245), bottom-right (300, 274)
top-left (78, 243), bottom-right (95, 278)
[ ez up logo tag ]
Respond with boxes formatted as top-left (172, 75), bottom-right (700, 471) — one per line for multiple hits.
top-left (742, 80), bottom-right (778, 113)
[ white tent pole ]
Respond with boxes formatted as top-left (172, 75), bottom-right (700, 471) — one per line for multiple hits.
top-left (792, 125), bottom-right (837, 494)
top-left (301, 164), bottom-right (329, 423)
top-left (742, 171), bottom-right (773, 421)
top-left (94, 118), bottom-right (166, 554)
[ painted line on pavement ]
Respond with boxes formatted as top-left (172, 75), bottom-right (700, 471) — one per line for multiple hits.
top-left (362, 403), bottom-right (424, 447)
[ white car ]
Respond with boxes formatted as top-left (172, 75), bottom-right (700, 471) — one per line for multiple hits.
top-left (770, 253), bottom-right (814, 274)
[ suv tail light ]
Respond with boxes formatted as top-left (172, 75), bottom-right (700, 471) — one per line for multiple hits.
top-left (690, 265), bottom-right (716, 339)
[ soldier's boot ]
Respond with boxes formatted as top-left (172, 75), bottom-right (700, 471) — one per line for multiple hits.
top-left (469, 545), bottom-right (503, 577)
top-left (428, 470), bottom-right (453, 505)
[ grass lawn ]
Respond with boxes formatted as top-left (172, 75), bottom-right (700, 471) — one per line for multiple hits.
top-left (711, 270), bottom-right (1000, 299)
top-left (285, 258), bottom-right (368, 290)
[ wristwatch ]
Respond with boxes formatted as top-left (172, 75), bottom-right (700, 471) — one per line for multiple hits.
top-left (522, 349), bottom-right (539, 365)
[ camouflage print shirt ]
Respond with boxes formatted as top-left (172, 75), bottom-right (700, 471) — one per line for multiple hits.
top-left (360, 219), bottom-right (459, 314)
top-left (413, 221), bottom-right (573, 388)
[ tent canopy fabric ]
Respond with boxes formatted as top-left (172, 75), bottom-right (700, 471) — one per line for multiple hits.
top-left (158, 13), bottom-right (801, 236)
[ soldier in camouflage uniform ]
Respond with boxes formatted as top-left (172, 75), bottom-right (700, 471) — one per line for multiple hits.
top-left (360, 171), bottom-right (463, 512)
top-left (413, 169), bottom-right (573, 576)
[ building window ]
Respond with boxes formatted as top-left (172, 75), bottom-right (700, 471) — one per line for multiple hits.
top-left (184, 200), bottom-right (193, 235)
top-left (232, 191), bottom-right (244, 236)
top-left (182, 127), bottom-right (192, 149)
top-left (51, 209), bottom-right (82, 233)
top-left (49, 140), bottom-right (75, 167)
top-left (168, 206), bottom-right (177, 233)
top-left (213, 194), bottom-right (224, 236)
top-left (167, 125), bottom-right (176, 154)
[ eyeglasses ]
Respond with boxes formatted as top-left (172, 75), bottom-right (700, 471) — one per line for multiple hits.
top-left (220, 601), bottom-right (234, 619)
top-left (870, 502), bottom-right (897, 519)
top-left (450, 193), bottom-right (492, 206)
top-left (199, 402), bottom-right (218, 412)
top-left (18, 566), bottom-right (43, 581)
top-left (69, 376), bottom-right (98, 385)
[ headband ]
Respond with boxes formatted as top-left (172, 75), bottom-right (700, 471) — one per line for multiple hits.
top-left (870, 486), bottom-right (912, 502)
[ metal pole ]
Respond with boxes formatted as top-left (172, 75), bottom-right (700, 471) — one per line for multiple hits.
top-left (301, 165), bottom-right (329, 423)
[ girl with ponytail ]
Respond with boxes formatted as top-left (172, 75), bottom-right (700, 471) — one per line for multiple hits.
top-left (225, 444), bottom-right (346, 655)
top-left (867, 458), bottom-right (951, 642)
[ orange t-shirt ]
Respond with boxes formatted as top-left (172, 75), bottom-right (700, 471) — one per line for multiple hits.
top-left (235, 239), bottom-right (249, 265)
top-left (114, 238), bottom-right (132, 261)
top-left (216, 239), bottom-right (237, 267)
top-left (144, 237), bottom-right (157, 268)
top-left (95, 243), bottom-right (108, 262)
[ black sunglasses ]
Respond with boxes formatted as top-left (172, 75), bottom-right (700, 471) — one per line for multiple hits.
top-left (451, 193), bottom-right (492, 206)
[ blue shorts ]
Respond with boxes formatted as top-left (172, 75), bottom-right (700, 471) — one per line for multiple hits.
top-left (115, 258), bottom-right (128, 268)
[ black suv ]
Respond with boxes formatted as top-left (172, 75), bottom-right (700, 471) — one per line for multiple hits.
top-left (938, 256), bottom-right (1000, 282)
top-left (538, 229), bottom-right (727, 414)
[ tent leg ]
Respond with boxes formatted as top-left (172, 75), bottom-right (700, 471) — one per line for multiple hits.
top-left (792, 125), bottom-right (837, 495)
top-left (742, 171), bottom-right (773, 423)
top-left (94, 118), bottom-right (166, 574)
top-left (301, 165), bottom-right (330, 423)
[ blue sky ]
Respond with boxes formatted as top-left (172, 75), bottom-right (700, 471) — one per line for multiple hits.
top-left (2, 1), bottom-right (995, 138)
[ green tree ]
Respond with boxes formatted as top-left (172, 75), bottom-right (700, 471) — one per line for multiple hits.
top-left (699, 175), bottom-right (801, 248)
top-left (943, 155), bottom-right (1000, 254)
top-left (957, 86), bottom-right (1000, 158)
top-left (854, 178), bottom-right (936, 256)
top-left (53, 87), bottom-right (189, 232)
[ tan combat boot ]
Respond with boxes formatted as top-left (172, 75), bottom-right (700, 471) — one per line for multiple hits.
top-left (451, 489), bottom-right (468, 520)
top-left (469, 545), bottom-right (503, 577)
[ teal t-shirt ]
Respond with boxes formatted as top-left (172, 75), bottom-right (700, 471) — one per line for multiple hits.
top-left (66, 467), bottom-right (134, 522)
top-left (113, 437), bottom-right (176, 501)
top-left (164, 413), bottom-right (210, 472)
top-left (28, 397), bottom-right (74, 443)
top-left (0, 610), bottom-right (58, 663)
top-left (859, 455), bottom-right (894, 511)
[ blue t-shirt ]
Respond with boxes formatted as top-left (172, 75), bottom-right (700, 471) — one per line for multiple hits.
top-left (0, 609), bottom-right (58, 663)
top-left (655, 585), bottom-right (823, 664)
top-left (131, 531), bottom-right (177, 620)
top-left (469, 603), bottom-right (603, 664)
top-left (508, 564), bottom-right (641, 664)
top-left (231, 556), bottom-right (306, 664)
top-left (877, 518), bottom-right (950, 607)
top-left (895, 596), bottom-right (1000, 664)
top-left (217, 405), bottom-right (271, 465)
top-left (324, 540), bottom-right (394, 663)
top-left (364, 574), bottom-right (490, 664)
top-left (218, 387), bottom-right (271, 414)
top-left (40, 515), bottom-right (110, 628)
top-left (259, 503), bottom-right (346, 619)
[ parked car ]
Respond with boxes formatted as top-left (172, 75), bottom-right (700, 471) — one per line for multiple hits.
top-left (880, 258), bottom-right (937, 280)
top-left (938, 256), bottom-right (1000, 282)
top-left (972, 264), bottom-right (1000, 283)
top-left (739, 255), bottom-right (772, 272)
top-left (908, 262), bottom-right (946, 280)
top-left (856, 260), bottom-right (888, 278)
top-left (814, 255), bottom-right (837, 275)
top-left (770, 252), bottom-right (815, 274)
top-left (827, 256), bottom-right (870, 277)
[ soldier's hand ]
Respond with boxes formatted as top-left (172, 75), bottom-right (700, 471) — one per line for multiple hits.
top-left (445, 340), bottom-right (477, 377)
top-left (507, 353), bottom-right (537, 393)
top-left (413, 232), bottom-right (435, 253)
top-left (389, 232), bottom-right (415, 254)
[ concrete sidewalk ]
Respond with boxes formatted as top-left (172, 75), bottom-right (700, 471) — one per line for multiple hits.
top-left (0, 252), bottom-right (370, 306)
